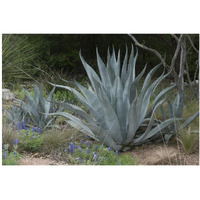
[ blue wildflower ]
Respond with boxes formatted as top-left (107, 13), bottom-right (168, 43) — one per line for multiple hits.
top-left (86, 148), bottom-right (90, 154)
top-left (64, 149), bottom-right (67, 153)
top-left (115, 150), bottom-right (119, 155)
top-left (33, 133), bottom-right (35, 136)
top-left (2, 145), bottom-right (5, 150)
top-left (93, 153), bottom-right (98, 163)
top-left (31, 136), bottom-right (34, 140)
top-left (21, 121), bottom-right (27, 129)
top-left (103, 157), bottom-right (106, 160)
top-left (38, 136), bottom-right (40, 138)
top-left (68, 142), bottom-right (75, 154)
top-left (71, 99), bottom-right (74, 104)
top-left (100, 145), bottom-right (104, 148)
top-left (70, 137), bottom-right (73, 140)
top-left (78, 157), bottom-right (82, 163)
top-left (108, 147), bottom-right (111, 151)
top-left (32, 127), bottom-right (36, 133)
top-left (95, 145), bottom-right (98, 149)
top-left (36, 127), bottom-right (41, 134)
top-left (13, 151), bottom-right (17, 156)
top-left (14, 138), bottom-right (19, 145)
top-left (85, 140), bottom-right (90, 146)
top-left (16, 122), bottom-right (22, 130)
top-left (80, 139), bottom-right (84, 144)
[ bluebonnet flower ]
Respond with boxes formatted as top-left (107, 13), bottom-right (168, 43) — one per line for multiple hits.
top-left (38, 136), bottom-right (40, 138)
top-left (78, 157), bottom-right (82, 163)
top-left (103, 157), bottom-right (106, 160)
top-left (14, 138), bottom-right (19, 145)
top-left (86, 148), bottom-right (90, 154)
top-left (100, 145), bottom-right (104, 148)
top-left (95, 145), bottom-right (98, 149)
top-left (16, 122), bottom-right (22, 130)
top-left (80, 139), bottom-right (84, 144)
top-left (70, 137), bottom-right (73, 140)
top-left (108, 147), bottom-right (111, 151)
top-left (85, 140), bottom-right (90, 146)
top-left (2, 145), bottom-right (5, 150)
top-left (31, 136), bottom-right (34, 140)
top-left (93, 153), bottom-right (98, 163)
top-left (33, 133), bottom-right (35, 136)
top-left (3, 151), bottom-right (8, 159)
top-left (68, 142), bottom-right (75, 154)
top-left (21, 121), bottom-right (28, 130)
top-left (36, 127), bottom-right (41, 134)
top-left (71, 99), bottom-right (74, 104)
top-left (13, 151), bottom-right (17, 156)
top-left (64, 149), bottom-right (67, 153)
top-left (115, 150), bottom-right (119, 155)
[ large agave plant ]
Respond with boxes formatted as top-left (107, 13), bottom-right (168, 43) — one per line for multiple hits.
top-left (50, 46), bottom-right (181, 151)
top-left (4, 86), bottom-right (61, 132)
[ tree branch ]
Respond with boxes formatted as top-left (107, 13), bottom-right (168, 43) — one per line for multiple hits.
top-left (128, 34), bottom-right (169, 70)
top-left (187, 35), bottom-right (199, 53)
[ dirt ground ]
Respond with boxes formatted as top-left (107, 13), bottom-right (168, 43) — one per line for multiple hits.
top-left (18, 139), bottom-right (199, 165)
top-left (130, 139), bottom-right (199, 165)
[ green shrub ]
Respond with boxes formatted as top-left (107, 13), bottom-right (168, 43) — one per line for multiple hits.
top-left (18, 129), bottom-right (44, 153)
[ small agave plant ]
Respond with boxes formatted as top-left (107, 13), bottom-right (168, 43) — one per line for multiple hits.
top-left (160, 93), bottom-right (199, 143)
top-left (4, 86), bottom-right (61, 132)
top-left (49, 46), bottom-right (191, 151)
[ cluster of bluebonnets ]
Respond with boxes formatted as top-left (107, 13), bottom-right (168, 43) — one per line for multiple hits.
top-left (3, 45), bottom-right (199, 157)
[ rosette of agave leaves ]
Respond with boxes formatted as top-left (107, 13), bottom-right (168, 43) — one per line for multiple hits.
top-left (49, 46), bottom-right (198, 151)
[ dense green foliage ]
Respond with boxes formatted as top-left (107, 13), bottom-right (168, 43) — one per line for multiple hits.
top-left (2, 34), bottom-right (198, 89)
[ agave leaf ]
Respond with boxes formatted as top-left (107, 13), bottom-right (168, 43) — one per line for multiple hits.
top-left (142, 62), bottom-right (162, 90)
top-left (123, 95), bottom-right (139, 145)
top-left (88, 123), bottom-right (122, 150)
top-left (146, 84), bottom-right (176, 117)
top-left (49, 82), bottom-right (103, 122)
top-left (62, 102), bottom-right (96, 124)
top-left (180, 111), bottom-right (199, 129)
top-left (133, 99), bottom-right (165, 144)
top-left (50, 112), bottom-right (95, 137)
top-left (75, 81), bottom-right (105, 123)
top-left (96, 48), bottom-right (111, 90)
top-left (131, 118), bottom-right (182, 145)
top-left (99, 87), bottom-right (123, 143)
top-left (80, 51), bottom-right (102, 92)
top-left (121, 46), bottom-right (128, 87)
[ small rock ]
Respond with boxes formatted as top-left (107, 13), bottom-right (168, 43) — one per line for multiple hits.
top-left (2, 89), bottom-right (16, 100)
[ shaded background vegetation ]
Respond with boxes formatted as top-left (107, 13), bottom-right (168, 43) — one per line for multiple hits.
top-left (2, 34), bottom-right (199, 89)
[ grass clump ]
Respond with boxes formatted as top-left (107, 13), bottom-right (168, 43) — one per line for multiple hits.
top-left (178, 127), bottom-right (199, 155)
